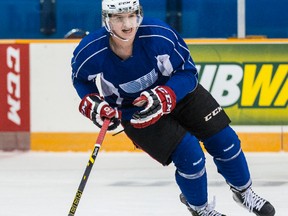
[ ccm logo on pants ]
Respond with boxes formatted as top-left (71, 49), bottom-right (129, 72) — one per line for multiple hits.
top-left (204, 107), bottom-right (223, 122)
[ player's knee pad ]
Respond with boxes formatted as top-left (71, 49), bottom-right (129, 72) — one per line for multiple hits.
top-left (171, 132), bottom-right (206, 177)
top-left (203, 125), bottom-right (241, 160)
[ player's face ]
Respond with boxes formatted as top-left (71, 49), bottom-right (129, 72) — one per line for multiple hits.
top-left (109, 12), bottom-right (138, 41)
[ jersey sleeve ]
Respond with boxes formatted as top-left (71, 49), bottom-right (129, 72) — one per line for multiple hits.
top-left (164, 32), bottom-right (198, 102)
top-left (72, 72), bottom-right (99, 99)
top-left (70, 32), bottom-right (106, 99)
top-left (71, 52), bottom-right (100, 99)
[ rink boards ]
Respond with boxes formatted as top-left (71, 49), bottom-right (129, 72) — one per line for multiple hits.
top-left (0, 39), bottom-right (287, 152)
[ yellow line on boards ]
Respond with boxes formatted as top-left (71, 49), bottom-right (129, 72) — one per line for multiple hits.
top-left (30, 132), bottom-right (287, 152)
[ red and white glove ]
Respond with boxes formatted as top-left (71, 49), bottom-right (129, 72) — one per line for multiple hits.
top-left (79, 93), bottom-right (121, 130)
top-left (131, 86), bottom-right (176, 128)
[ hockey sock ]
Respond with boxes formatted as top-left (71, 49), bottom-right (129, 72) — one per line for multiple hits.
top-left (203, 126), bottom-right (251, 188)
top-left (171, 132), bottom-right (208, 207)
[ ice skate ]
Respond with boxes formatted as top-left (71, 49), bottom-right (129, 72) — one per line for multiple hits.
top-left (231, 186), bottom-right (275, 216)
top-left (180, 194), bottom-right (226, 216)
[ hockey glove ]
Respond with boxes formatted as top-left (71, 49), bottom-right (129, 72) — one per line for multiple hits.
top-left (79, 93), bottom-right (121, 130)
top-left (131, 86), bottom-right (176, 128)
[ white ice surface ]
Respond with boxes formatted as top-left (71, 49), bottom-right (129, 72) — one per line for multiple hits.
top-left (0, 151), bottom-right (287, 216)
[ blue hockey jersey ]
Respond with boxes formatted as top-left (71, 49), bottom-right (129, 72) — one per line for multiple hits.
top-left (71, 17), bottom-right (198, 120)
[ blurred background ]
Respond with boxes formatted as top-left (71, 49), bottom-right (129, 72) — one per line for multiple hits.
top-left (0, 4), bottom-right (287, 215)
top-left (0, 1), bottom-right (287, 152)
top-left (0, 0), bottom-right (287, 39)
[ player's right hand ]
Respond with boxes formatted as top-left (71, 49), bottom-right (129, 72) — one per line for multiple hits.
top-left (79, 93), bottom-right (121, 130)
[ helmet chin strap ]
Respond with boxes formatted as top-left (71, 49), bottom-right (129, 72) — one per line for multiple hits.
top-left (110, 31), bottom-right (130, 42)
top-left (104, 19), bottom-right (130, 42)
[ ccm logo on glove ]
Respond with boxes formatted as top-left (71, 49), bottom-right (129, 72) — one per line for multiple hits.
top-left (79, 93), bottom-right (121, 130)
top-left (131, 86), bottom-right (176, 128)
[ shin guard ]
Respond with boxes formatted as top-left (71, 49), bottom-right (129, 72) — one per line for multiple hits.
top-left (171, 133), bottom-right (208, 207)
top-left (203, 126), bottom-right (251, 188)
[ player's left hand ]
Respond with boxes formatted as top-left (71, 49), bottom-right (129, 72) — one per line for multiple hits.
top-left (131, 86), bottom-right (176, 128)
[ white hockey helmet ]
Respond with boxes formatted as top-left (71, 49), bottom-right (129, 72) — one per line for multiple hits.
top-left (102, 0), bottom-right (142, 15)
top-left (102, 0), bottom-right (143, 40)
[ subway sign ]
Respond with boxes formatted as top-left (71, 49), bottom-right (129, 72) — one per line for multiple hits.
top-left (186, 41), bottom-right (288, 125)
top-left (196, 62), bottom-right (287, 125)
top-left (197, 63), bottom-right (287, 108)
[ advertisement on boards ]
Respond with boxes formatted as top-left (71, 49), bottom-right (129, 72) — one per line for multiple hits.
top-left (188, 43), bottom-right (288, 125)
top-left (0, 44), bottom-right (30, 131)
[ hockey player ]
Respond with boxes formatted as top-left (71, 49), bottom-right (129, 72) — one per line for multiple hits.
top-left (71, 0), bottom-right (275, 215)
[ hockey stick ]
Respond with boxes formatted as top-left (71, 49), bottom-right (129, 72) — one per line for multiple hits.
top-left (68, 118), bottom-right (110, 216)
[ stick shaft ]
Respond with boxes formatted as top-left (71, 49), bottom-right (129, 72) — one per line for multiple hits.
top-left (68, 119), bottom-right (110, 216)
